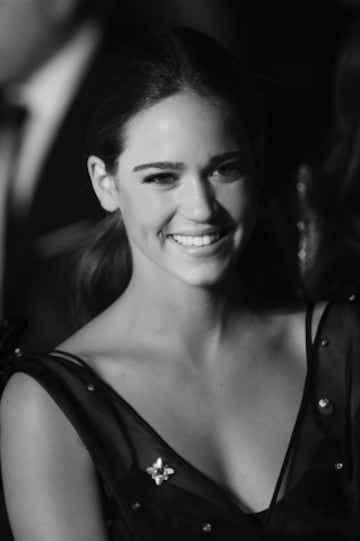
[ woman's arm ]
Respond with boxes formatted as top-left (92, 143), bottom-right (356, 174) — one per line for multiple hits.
top-left (0, 373), bottom-right (109, 541)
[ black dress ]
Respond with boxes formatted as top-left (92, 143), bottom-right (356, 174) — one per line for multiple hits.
top-left (1, 296), bottom-right (360, 540)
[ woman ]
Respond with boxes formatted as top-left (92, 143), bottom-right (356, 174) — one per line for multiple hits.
top-left (298, 16), bottom-right (360, 300)
top-left (1, 27), bottom-right (360, 541)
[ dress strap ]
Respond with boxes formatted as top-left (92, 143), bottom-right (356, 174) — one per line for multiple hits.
top-left (51, 348), bottom-right (97, 374)
top-left (305, 301), bottom-right (314, 367)
top-left (263, 302), bottom-right (314, 528)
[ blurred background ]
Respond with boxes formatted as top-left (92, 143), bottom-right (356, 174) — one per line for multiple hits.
top-left (0, 0), bottom-right (358, 353)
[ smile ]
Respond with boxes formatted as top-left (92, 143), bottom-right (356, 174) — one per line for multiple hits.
top-left (169, 231), bottom-right (225, 247)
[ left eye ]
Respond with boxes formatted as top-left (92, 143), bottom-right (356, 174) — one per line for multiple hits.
top-left (142, 173), bottom-right (178, 187)
top-left (210, 161), bottom-right (247, 181)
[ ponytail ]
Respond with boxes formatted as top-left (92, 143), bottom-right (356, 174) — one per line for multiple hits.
top-left (66, 211), bottom-right (132, 329)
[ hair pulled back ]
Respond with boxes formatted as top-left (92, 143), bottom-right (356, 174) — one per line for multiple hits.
top-left (70, 27), bottom-right (263, 326)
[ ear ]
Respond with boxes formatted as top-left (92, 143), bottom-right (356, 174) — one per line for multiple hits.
top-left (87, 156), bottom-right (120, 212)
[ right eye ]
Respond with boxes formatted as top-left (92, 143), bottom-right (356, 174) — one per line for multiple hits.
top-left (210, 160), bottom-right (249, 183)
top-left (142, 173), bottom-right (179, 187)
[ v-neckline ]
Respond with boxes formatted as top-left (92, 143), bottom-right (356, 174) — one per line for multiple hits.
top-left (51, 301), bottom-right (330, 518)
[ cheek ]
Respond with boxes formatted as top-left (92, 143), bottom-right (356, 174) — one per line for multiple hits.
top-left (117, 189), bottom-right (145, 233)
top-left (218, 181), bottom-right (257, 222)
top-left (118, 188), bottom-right (171, 237)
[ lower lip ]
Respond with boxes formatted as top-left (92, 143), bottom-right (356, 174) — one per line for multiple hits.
top-left (167, 231), bottom-right (233, 255)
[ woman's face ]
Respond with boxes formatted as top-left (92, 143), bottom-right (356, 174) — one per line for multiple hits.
top-left (95, 91), bottom-right (258, 288)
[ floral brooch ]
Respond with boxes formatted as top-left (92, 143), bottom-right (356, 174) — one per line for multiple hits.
top-left (146, 457), bottom-right (175, 486)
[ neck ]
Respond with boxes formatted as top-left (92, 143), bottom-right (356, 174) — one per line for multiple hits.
top-left (119, 267), bottom-right (253, 363)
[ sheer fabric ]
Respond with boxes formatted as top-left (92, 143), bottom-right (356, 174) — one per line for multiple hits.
top-left (1, 296), bottom-right (360, 540)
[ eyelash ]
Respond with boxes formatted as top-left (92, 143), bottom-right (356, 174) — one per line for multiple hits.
top-left (142, 161), bottom-right (247, 187)
top-left (210, 161), bottom-right (247, 181)
top-left (142, 173), bottom-right (179, 186)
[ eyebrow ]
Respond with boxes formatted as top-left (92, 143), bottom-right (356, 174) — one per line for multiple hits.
top-left (132, 151), bottom-right (247, 173)
top-left (133, 161), bottom-right (185, 172)
top-left (207, 151), bottom-right (248, 168)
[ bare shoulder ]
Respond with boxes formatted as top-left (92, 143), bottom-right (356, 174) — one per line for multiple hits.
top-left (0, 373), bottom-right (108, 541)
top-left (1, 372), bottom-right (57, 437)
top-left (268, 301), bottom-right (327, 346)
top-left (56, 307), bottom-right (175, 416)
top-left (57, 305), bottom-right (153, 373)
top-left (0, 370), bottom-right (85, 444)
top-left (58, 302), bottom-right (133, 358)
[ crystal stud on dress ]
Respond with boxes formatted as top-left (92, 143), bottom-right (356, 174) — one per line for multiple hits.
top-left (146, 457), bottom-right (175, 486)
top-left (202, 522), bottom-right (213, 533)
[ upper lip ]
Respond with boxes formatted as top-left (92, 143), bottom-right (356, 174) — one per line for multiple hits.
top-left (167, 226), bottom-right (231, 237)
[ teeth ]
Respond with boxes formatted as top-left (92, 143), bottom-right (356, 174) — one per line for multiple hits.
top-left (171, 233), bottom-right (221, 247)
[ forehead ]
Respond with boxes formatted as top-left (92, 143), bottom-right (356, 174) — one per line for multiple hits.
top-left (119, 91), bottom-right (249, 168)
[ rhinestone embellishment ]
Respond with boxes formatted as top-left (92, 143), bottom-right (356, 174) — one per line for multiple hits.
top-left (202, 522), bottom-right (213, 533)
top-left (146, 457), bottom-right (175, 486)
top-left (317, 397), bottom-right (334, 415)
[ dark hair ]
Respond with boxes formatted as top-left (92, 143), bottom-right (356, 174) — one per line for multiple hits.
top-left (300, 17), bottom-right (360, 297)
top-left (70, 27), bottom-right (263, 326)
top-left (316, 18), bottom-right (360, 206)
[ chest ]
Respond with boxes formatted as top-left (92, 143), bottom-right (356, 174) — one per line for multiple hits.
top-left (102, 337), bottom-right (306, 513)
top-left (170, 362), bottom-right (305, 511)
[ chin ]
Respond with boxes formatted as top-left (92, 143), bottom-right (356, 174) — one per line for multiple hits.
top-left (177, 261), bottom-right (236, 288)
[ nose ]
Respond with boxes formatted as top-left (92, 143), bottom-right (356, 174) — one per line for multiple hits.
top-left (179, 175), bottom-right (217, 222)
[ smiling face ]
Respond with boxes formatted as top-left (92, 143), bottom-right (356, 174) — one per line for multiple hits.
top-left (90, 90), bottom-right (258, 289)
